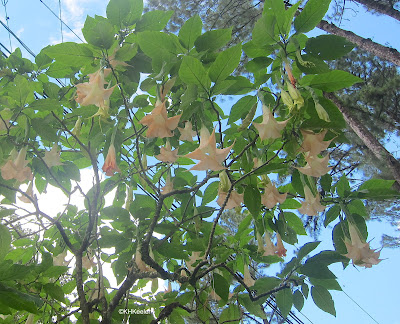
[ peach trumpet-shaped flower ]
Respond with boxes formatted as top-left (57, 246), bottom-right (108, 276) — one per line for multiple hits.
top-left (161, 175), bottom-right (174, 195)
top-left (102, 143), bottom-right (120, 176)
top-left (43, 143), bottom-right (63, 168)
top-left (185, 127), bottom-right (234, 171)
top-left (261, 182), bottom-right (287, 209)
top-left (243, 265), bottom-right (255, 287)
top-left (75, 69), bottom-right (116, 108)
top-left (139, 101), bottom-right (181, 138)
top-left (275, 233), bottom-right (287, 257)
top-left (299, 130), bottom-right (332, 156)
top-left (343, 223), bottom-right (381, 268)
top-left (18, 181), bottom-right (36, 204)
top-left (253, 105), bottom-right (289, 140)
top-left (217, 188), bottom-right (243, 210)
top-left (155, 141), bottom-right (178, 163)
top-left (178, 121), bottom-right (196, 142)
top-left (297, 152), bottom-right (331, 177)
top-left (263, 231), bottom-right (277, 257)
top-left (297, 186), bottom-right (326, 216)
top-left (186, 251), bottom-right (202, 272)
top-left (1, 147), bottom-right (33, 182)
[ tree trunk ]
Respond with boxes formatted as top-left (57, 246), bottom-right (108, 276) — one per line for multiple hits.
top-left (317, 20), bottom-right (400, 66)
top-left (325, 92), bottom-right (400, 191)
top-left (353, 0), bottom-right (400, 22)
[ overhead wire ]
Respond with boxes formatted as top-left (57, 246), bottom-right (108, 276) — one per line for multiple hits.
top-left (38, 0), bottom-right (84, 43)
top-left (1, 0), bottom-right (12, 51)
top-left (58, 0), bottom-right (63, 43)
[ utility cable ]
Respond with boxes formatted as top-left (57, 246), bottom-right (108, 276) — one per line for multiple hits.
top-left (1, 0), bottom-right (12, 51)
top-left (58, 0), bottom-right (63, 43)
top-left (0, 20), bottom-right (36, 57)
top-left (0, 41), bottom-right (11, 54)
top-left (38, 0), bottom-right (84, 42)
top-left (341, 287), bottom-right (380, 324)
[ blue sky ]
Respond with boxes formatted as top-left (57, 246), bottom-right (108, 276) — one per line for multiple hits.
top-left (0, 0), bottom-right (399, 323)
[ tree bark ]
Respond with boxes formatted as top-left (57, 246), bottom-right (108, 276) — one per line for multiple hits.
top-left (325, 92), bottom-right (400, 191)
top-left (317, 20), bottom-right (400, 66)
top-left (353, 0), bottom-right (400, 22)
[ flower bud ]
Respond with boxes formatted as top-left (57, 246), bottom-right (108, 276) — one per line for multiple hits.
top-left (315, 103), bottom-right (330, 122)
top-left (219, 170), bottom-right (231, 192)
top-left (280, 90), bottom-right (294, 111)
top-left (72, 117), bottom-right (82, 137)
top-left (287, 83), bottom-right (304, 109)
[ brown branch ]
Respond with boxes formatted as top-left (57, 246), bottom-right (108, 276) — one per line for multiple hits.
top-left (325, 92), bottom-right (400, 191)
top-left (150, 302), bottom-right (193, 324)
top-left (353, 0), bottom-right (400, 22)
top-left (317, 20), bottom-right (400, 66)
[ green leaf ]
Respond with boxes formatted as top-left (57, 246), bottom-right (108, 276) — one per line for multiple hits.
top-left (202, 181), bottom-right (219, 205)
top-left (0, 224), bottom-right (11, 262)
top-left (179, 56), bottom-right (211, 91)
top-left (324, 205), bottom-right (341, 227)
top-left (7, 75), bottom-right (34, 107)
top-left (135, 10), bottom-right (173, 32)
top-left (244, 185), bottom-right (261, 217)
top-left (0, 283), bottom-right (42, 314)
top-left (137, 31), bottom-right (179, 60)
top-left (220, 304), bottom-right (240, 324)
top-left (228, 95), bottom-right (257, 124)
top-left (335, 175), bottom-right (351, 197)
top-left (299, 262), bottom-right (336, 279)
top-left (158, 242), bottom-right (187, 259)
top-left (297, 241), bottom-right (320, 260)
top-left (194, 28), bottom-right (232, 52)
top-left (82, 15), bottom-right (115, 49)
top-left (253, 277), bottom-right (281, 294)
top-left (44, 283), bottom-right (65, 302)
top-left (265, 0), bottom-right (287, 36)
top-left (285, 212), bottom-right (307, 235)
top-left (106, 0), bottom-right (143, 27)
top-left (179, 15), bottom-right (202, 50)
top-left (276, 288), bottom-right (293, 318)
top-left (293, 290), bottom-right (304, 311)
top-left (309, 278), bottom-right (342, 291)
top-left (209, 44), bottom-right (242, 83)
top-left (305, 35), bottom-right (355, 60)
top-left (41, 42), bottom-right (94, 67)
top-left (213, 273), bottom-right (229, 301)
top-left (31, 118), bottom-right (58, 142)
top-left (294, 0), bottom-right (331, 34)
top-left (245, 57), bottom-right (273, 74)
top-left (29, 99), bottom-right (63, 113)
top-left (300, 70), bottom-right (363, 92)
top-left (238, 294), bottom-right (267, 319)
top-left (296, 54), bottom-right (330, 74)
top-left (252, 15), bottom-right (278, 46)
top-left (311, 285), bottom-right (336, 316)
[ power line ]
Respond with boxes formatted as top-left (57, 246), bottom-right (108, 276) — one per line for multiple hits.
top-left (341, 288), bottom-right (380, 324)
top-left (58, 0), bottom-right (63, 43)
top-left (0, 20), bottom-right (36, 57)
top-left (1, 0), bottom-right (12, 51)
top-left (38, 0), bottom-right (84, 43)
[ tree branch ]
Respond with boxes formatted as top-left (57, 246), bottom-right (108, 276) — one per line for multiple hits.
top-left (317, 20), bottom-right (400, 66)
top-left (325, 92), bottom-right (400, 190)
top-left (353, 0), bottom-right (400, 22)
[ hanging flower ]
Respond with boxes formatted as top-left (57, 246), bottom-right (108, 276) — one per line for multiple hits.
top-left (102, 143), bottom-right (120, 176)
top-left (243, 265), bottom-right (255, 287)
top-left (43, 143), bottom-right (63, 168)
top-left (253, 105), bottom-right (289, 140)
top-left (275, 233), bottom-right (287, 257)
top-left (263, 231), bottom-right (277, 257)
top-left (343, 223), bottom-right (381, 268)
top-left (161, 175), bottom-right (174, 195)
top-left (82, 254), bottom-right (96, 270)
top-left (139, 101), bottom-right (181, 138)
top-left (178, 121), bottom-right (196, 142)
top-left (1, 147), bottom-right (33, 182)
top-left (299, 130), bottom-right (332, 156)
top-left (297, 186), bottom-right (326, 216)
top-left (18, 181), bottom-right (36, 204)
top-left (297, 153), bottom-right (331, 177)
top-left (185, 127), bottom-right (234, 171)
top-left (53, 250), bottom-right (69, 267)
top-left (186, 251), bottom-right (202, 272)
top-left (155, 141), bottom-right (178, 163)
top-left (135, 246), bottom-right (154, 272)
top-left (217, 188), bottom-right (243, 210)
top-left (261, 182), bottom-right (287, 209)
top-left (75, 69), bottom-right (116, 108)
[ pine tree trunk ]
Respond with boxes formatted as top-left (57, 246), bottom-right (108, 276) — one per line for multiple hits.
top-left (325, 93), bottom-right (400, 191)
